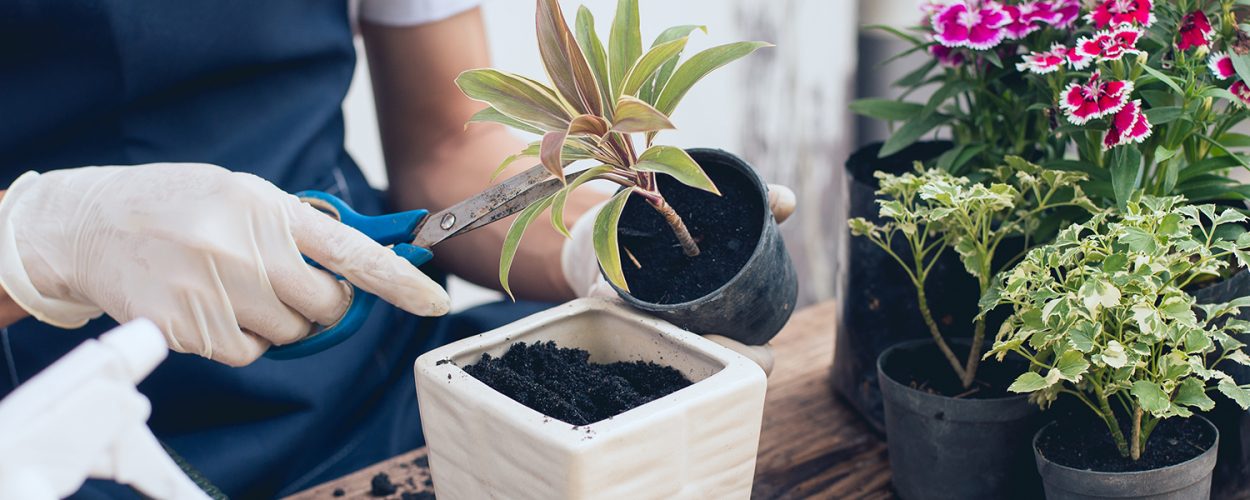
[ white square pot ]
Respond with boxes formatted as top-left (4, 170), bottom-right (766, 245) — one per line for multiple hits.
top-left (414, 298), bottom-right (768, 500)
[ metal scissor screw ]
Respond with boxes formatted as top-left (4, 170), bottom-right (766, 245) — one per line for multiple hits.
top-left (440, 213), bottom-right (456, 230)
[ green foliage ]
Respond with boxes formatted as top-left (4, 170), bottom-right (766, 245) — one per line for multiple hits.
top-left (989, 196), bottom-right (1250, 459)
top-left (455, 0), bottom-right (768, 293)
top-left (849, 158), bottom-right (1094, 386)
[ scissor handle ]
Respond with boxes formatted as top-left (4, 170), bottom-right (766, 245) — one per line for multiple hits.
top-left (265, 191), bottom-right (433, 360)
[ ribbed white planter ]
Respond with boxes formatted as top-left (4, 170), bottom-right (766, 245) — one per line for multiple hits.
top-left (414, 298), bottom-right (768, 500)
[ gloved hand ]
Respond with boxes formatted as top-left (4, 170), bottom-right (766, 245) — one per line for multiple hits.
top-left (0, 319), bottom-right (209, 500)
top-left (0, 164), bottom-right (450, 366)
top-left (561, 184), bottom-right (796, 375)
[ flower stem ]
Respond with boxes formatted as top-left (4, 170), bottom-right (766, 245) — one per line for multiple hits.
top-left (1131, 404), bottom-right (1143, 461)
top-left (916, 286), bottom-right (968, 382)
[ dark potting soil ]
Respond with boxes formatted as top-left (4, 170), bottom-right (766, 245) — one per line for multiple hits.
top-left (369, 472), bottom-right (397, 497)
top-left (881, 341), bottom-right (1026, 399)
top-left (463, 341), bottom-right (692, 426)
top-left (1036, 416), bottom-right (1216, 472)
top-left (616, 156), bottom-right (765, 304)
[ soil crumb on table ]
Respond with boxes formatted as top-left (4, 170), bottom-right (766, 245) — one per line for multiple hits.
top-left (369, 472), bottom-right (397, 497)
top-left (400, 492), bottom-right (436, 500)
top-left (464, 341), bottom-right (692, 426)
top-left (332, 488), bottom-right (345, 497)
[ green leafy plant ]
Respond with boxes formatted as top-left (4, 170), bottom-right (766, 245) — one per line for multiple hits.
top-left (455, 0), bottom-right (769, 296)
top-left (850, 158), bottom-right (1094, 389)
top-left (987, 196), bottom-right (1250, 460)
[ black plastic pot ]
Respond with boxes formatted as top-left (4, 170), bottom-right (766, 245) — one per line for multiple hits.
top-left (1189, 269), bottom-right (1250, 498)
top-left (608, 148), bottom-right (798, 345)
top-left (1033, 417), bottom-right (1219, 500)
top-left (834, 140), bottom-right (987, 432)
top-left (878, 339), bottom-right (1041, 500)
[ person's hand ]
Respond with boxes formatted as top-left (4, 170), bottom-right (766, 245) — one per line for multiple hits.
top-left (0, 164), bottom-right (450, 366)
top-left (560, 184), bottom-right (796, 375)
top-left (0, 320), bottom-right (209, 500)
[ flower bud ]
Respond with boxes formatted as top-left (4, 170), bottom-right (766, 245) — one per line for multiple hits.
top-left (1202, 96), bottom-right (1214, 115)
top-left (1136, 52), bottom-right (1148, 66)
top-left (1195, 45), bottom-right (1210, 60)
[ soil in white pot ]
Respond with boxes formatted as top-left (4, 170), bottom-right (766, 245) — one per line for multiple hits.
top-left (462, 341), bottom-right (692, 426)
top-left (1037, 416), bottom-right (1217, 472)
top-left (616, 159), bottom-right (763, 304)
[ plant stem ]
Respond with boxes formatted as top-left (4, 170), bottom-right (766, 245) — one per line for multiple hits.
top-left (649, 198), bottom-right (701, 257)
top-left (1096, 386), bottom-right (1131, 457)
top-left (916, 286), bottom-right (968, 381)
top-left (1131, 404), bottom-right (1143, 461)
top-left (960, 318), bottom-right (986, 389)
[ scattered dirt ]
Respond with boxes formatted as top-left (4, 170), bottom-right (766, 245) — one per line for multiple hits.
top-left (463, 341), bottom-right (692, 426)
top-left (369, 473), bottom-right (397, 497)
top-left (332, 488), bottom-right (344, 497)
top-left (617, 154), bottom-right (764, 304)
top-left (1036, 416), bottom-right (1216, 472)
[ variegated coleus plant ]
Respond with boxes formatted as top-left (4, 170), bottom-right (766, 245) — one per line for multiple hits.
top-left (850, 158), bottom-right (1095, 389)
top-left (987, 196), bottom-right (1250, 460)
top-left (455, 0), bottom-right (769, 296)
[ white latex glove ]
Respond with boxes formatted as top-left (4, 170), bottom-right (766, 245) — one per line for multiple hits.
top-left (0, 164), bottom-right (450, 366)
top-left (0, 319), bottom-right (209, 500)
top-left (561, 185), bottom-right (796, 376)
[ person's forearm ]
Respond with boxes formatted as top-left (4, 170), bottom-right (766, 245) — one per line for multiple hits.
top-left (0, 191), bottom-right (31, 327)
top-left (362, 12), bottom-right (606, 302)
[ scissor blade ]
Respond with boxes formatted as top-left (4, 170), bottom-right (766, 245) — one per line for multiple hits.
top-left (411, 163), bottom-right (585, 248)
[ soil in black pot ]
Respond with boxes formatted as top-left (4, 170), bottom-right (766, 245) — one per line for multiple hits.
top-left (463, 341), bottom-right (692, 426)
top-left (881, 340), bottom-right (1027, 399)
top-left (616, 157), bottom-right (765, 304)
top-left (1037, 416), bottom-right (1216, 472)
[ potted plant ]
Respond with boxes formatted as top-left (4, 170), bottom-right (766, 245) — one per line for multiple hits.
top-left (414, 298), bottom-right (767, 499)
top-left (455, 0), bottom-right (795, 345)
top-left (849, 157), bottom-right (1093, 499)
top-left (843, 0), bottom-right (1250, 491)
top-left (987, 196), bottom-right (1250, 499)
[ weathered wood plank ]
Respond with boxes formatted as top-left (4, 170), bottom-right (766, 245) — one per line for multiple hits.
top-left (287, 301), bottom-right (894, 499)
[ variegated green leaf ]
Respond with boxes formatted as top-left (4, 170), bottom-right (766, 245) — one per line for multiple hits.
top-left (551, 165), bottom-right (617, 238)
top-left (456, 69), bottom-right (572, 131)
top-left (568, 114), bottom-right (610, 137)
top-left (611, 96), bottom-right (675, 133)
top-left (608, 0), bottom-right (641, 98)
top-left (499, 194), bottom-right (557, 299)
top-left (537, 0), bottom-right (602, 115)
top-left (468, 106), bottom-right (546, 136)
top-left (621, 37), bottom-right (689, 98)
top-left (654, 41), bottom-right (770, 116)
top-left (540, 130), bottom-right (569, 182)
top-left (593, 188), bottom-right (634, 292)
top-left (574, 6), bottom-right (614, 118)
top-left (634, 145), bottom-right (719, 195)
top-left (642, 25), bottom-right (706, 104)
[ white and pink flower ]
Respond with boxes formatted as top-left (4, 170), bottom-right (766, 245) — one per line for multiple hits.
top-left (1087, 0), bottom-right (1154, 29)
top-left (1051, 0), bottom-right (1083, 28)
top-left (1177, 10), bottom-right (1214, 51)
top-left (1210, 52), bottom-right (1236, 80)
top-left (1103, 99), bottom-right (1151, 150)
top-left (1061, 72), bottom-right (1135, 125)
top-left (1232, 81), bottom-right (1250, 107)
top-left (1075, 25), bottom-right (1143, 63)
top-left (1004, 2), bottom-right (1062, 39)
top-left (932, 0), bottom-right (1011, 50)
top-left (1018, 44), bottom-right (1079, 74)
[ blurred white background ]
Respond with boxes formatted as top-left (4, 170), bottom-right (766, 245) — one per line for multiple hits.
top-left (343, 0), bottom-right (870, 311)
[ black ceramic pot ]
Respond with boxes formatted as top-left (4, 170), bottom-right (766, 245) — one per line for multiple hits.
top-left (608, 148), bottom-right (798, 345)
top-left (1033, 417), bottom-right (1219, 500)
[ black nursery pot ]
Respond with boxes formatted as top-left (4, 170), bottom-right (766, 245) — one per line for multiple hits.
top-left (607, 148), bottom-right (798, 346)
top-left (835, 140), bottom-right (989, 432)
top-left (1033, 417), bottom-right (1219, 500)
top-left (1190, 269), bottom-right (1250, 497)
top-left (878, 339), bottom-right (1041, 500)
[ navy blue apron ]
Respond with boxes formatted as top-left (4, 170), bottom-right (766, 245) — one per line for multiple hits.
top-left (0, 1), bottom-right (549, 497)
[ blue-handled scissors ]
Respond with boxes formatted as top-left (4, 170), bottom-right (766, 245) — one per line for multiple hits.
top-left (265, 164), bottom-right (579, 360)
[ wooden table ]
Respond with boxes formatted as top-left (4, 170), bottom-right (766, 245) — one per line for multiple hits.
top-left (288, 301), bottom-right (895, 499)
